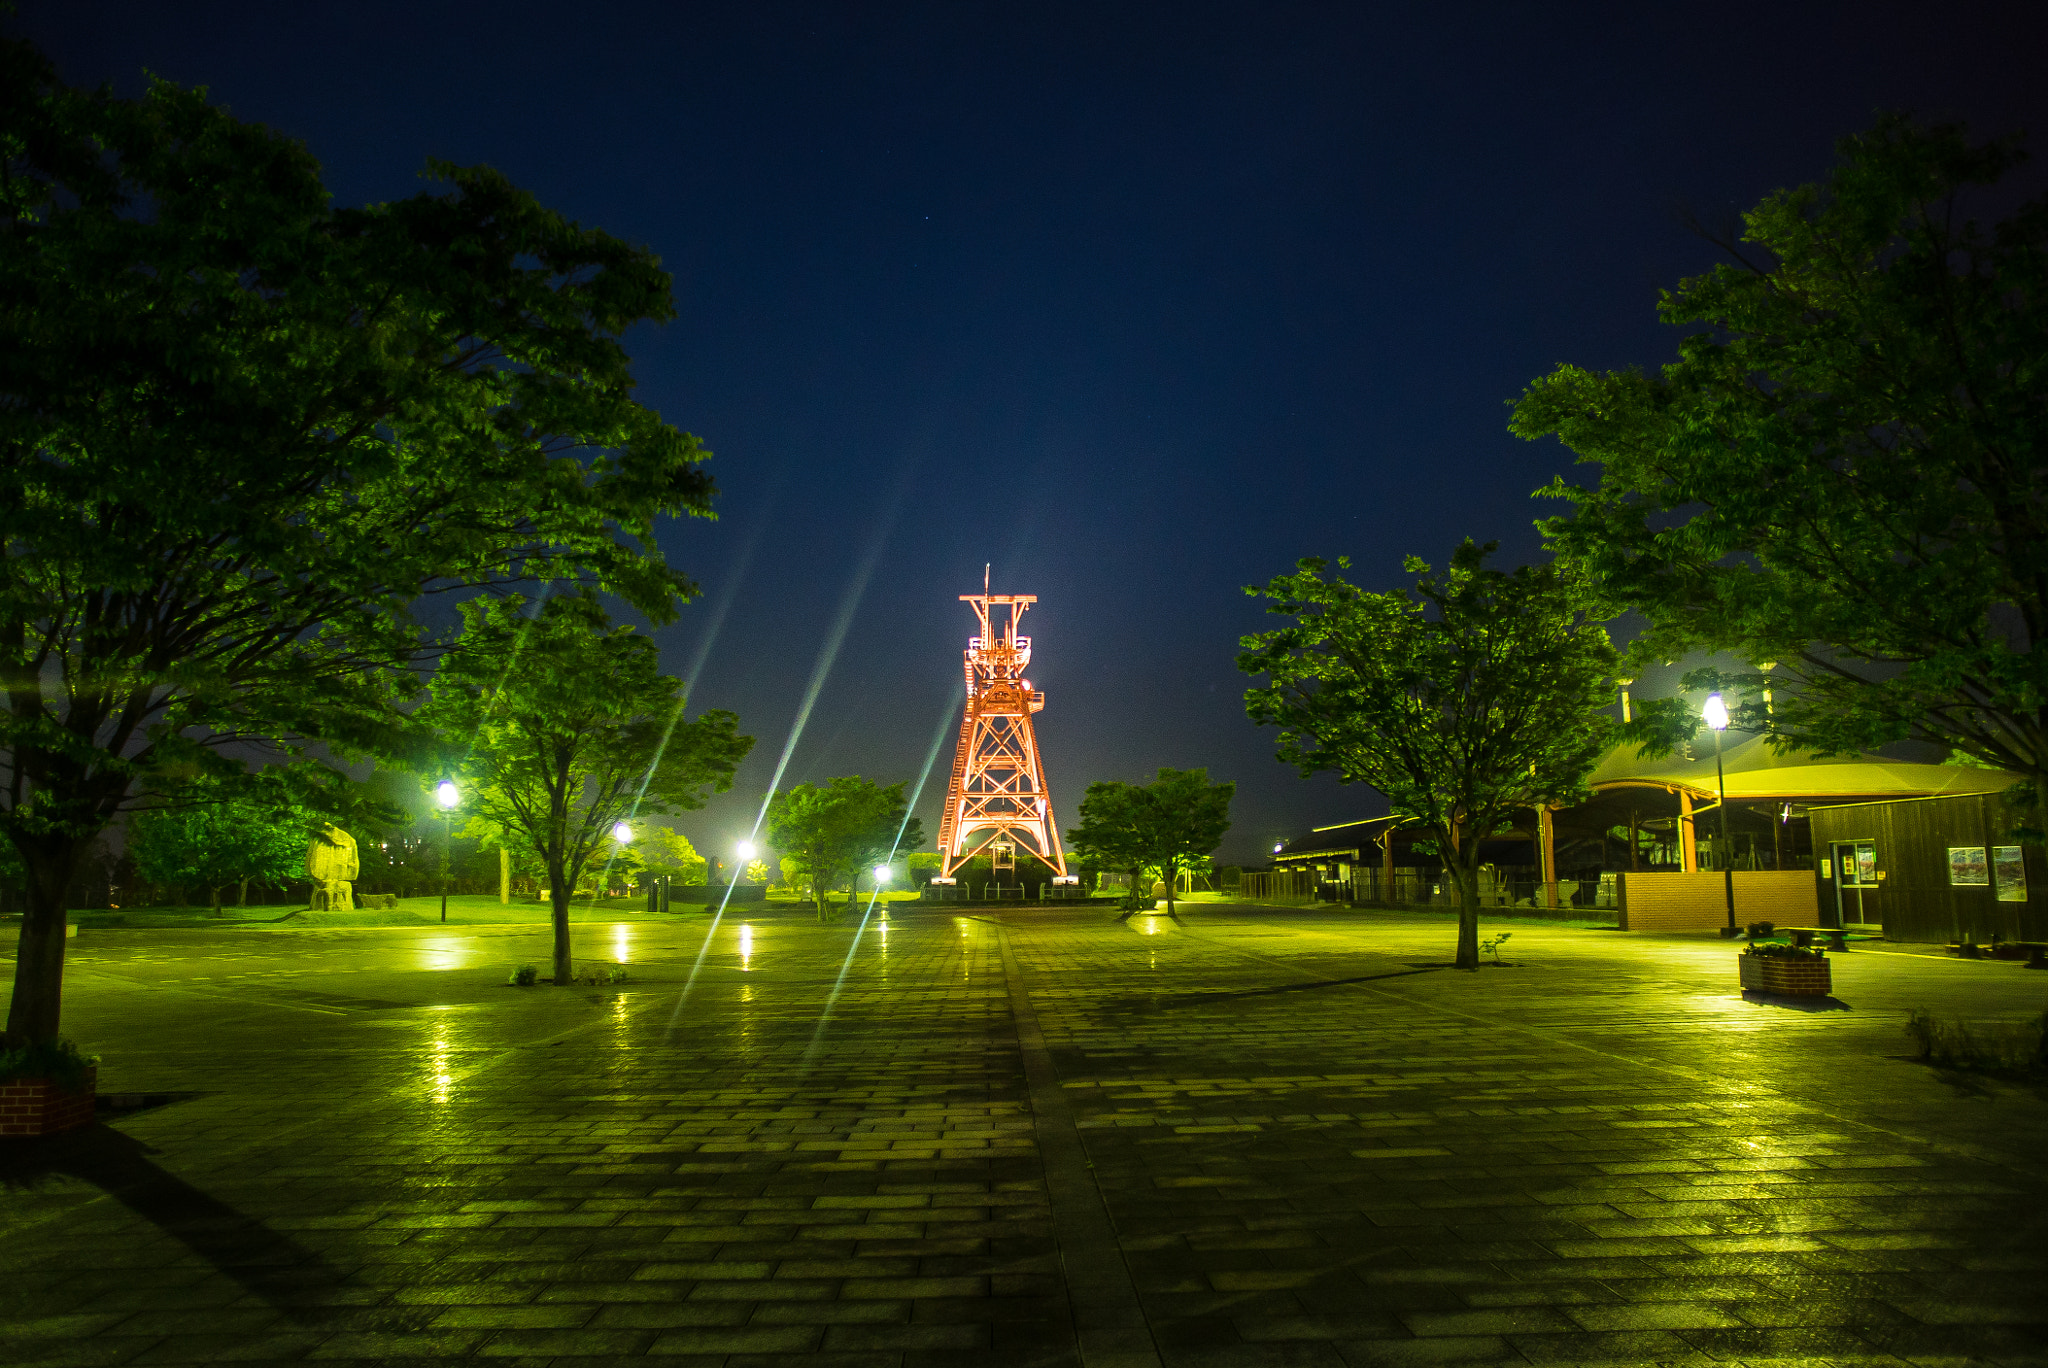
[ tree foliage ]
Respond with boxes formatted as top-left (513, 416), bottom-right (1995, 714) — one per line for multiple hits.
top-left (1067, 768), bottom-right (1234, 915)
top-left (0, 39), bottom-right (718, 1039)
top-left (425, 594), bottom-right (751, 982)
top-left (766, 777), bottom-right (924, 918)
top-left (636, 826), bottom-right (709, 887)
top-left (1239, 543), bottom-right (1615, 967)
top-left (127, 784), bottom-right (312, 912)
top-left (1511, 116), bottom-right (2048, 824)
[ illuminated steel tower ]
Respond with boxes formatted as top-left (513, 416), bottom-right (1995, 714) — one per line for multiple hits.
top-left (937, 578), bottom-right (1069, 879)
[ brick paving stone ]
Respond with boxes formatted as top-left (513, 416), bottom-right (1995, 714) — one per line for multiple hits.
top-left (8, 905), bottom-right (2048, 1366)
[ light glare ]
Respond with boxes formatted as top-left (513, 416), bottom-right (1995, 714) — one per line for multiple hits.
top-left (1702, 693), bottom-right (1730, 730)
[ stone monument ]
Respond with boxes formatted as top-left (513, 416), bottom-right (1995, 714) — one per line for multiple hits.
top-left (307, 825), bottom-right (359, 911)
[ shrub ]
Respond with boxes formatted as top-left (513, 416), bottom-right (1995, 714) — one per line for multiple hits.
top-left (1745, 941), bottom-right (1824, 960)
top-left (508, 964), bottom-right (539, 986)
top-left (1905, 1009), bottom-right (2048, 1072)
top-left (0, 1036), bottom-right (98, 1090)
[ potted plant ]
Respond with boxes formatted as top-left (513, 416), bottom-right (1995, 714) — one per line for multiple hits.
top-left (1739, 941), bottom-right (1832, 997)
top-left (0, 1037), bottom-right (99, 1137)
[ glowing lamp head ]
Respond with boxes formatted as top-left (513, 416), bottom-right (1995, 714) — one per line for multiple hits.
top-left (435, 780), bottom-right (460, 810)
top-left (612, 821), bottom-right (633, 844)
top-left (1273, 842), bottom-right (1284, 854)
top-left (1702, 693), bottom-right (1730, 731)
top-left (873, 864), bottom-right (891, 882)
top-left (736, 840), bottom-right (757, 861)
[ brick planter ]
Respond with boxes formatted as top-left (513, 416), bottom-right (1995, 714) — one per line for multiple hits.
top-left (0, 1066), bottom-right (97, 1137)
top-left (1739, 953), bottom-right (1832, 997)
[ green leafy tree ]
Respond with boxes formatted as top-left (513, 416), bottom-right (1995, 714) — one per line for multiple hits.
top-left (844, 792), bottom-right (925, 911)
top-left (766, 777), bottom-right (922, 918)
top-left (425, 594), bottom-right (752, 982)
top-left (637, 827), bottom-right (709, 887)
top-left (128, 786), bottom-right (312, 912)
top-left (1067, 783), bottom-right (1153, 909)
top-left (1239, 543), bottom-right (1615, 967)
top-left (1067, 768), bottom-right (1234, 916)
top-left (1511, 116), bottom-right (2048, 823)
top-left (0, 42), bottom-right (717, 1041)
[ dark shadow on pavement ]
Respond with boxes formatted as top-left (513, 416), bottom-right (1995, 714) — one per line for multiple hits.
top-left (1153, 964), bottom-right (1455, 1008)
top-left (0, 1122), bottom-right (350, 1321)
top-left (1741, 989), bottom-right (1852, 1012)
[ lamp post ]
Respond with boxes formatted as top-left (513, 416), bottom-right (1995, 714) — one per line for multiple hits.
top-left (612, 822), bottom-right (632, 903)
top-left (434, 780), bottom-right (460, 923)
top-left (1702, 695), bottom-right (1737, 937)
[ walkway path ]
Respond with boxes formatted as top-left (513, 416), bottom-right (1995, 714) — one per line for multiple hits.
top-left (4, 905), bottom-right (2046, 1366)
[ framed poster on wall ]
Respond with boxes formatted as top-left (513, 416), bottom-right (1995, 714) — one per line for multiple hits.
top-left (1994, 846), bottom-right (2027, 902)
top-left (1948, 846), bottom-right (1989, 885)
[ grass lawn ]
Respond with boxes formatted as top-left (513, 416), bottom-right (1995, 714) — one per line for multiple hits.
top-left (57, 888), bottom-right (927, 930)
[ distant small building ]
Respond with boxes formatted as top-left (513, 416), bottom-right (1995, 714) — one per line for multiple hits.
top-left (1267, 740), bottom-right (2026, 932)
top-left (1808, 789), bottom-right (2043, 943)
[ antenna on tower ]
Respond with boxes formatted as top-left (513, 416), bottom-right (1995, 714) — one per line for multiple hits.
top-left (983, 563), bottom-right (990, 595)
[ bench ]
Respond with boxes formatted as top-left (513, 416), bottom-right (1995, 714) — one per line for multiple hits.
top-left (1985, 941), bottom-right (2048, 968)
top-left (1777, 926), bottom-right (1849, 951)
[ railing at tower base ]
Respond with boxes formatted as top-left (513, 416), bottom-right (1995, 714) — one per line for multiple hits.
top-left (919, 881), bottom-right (1094, 904)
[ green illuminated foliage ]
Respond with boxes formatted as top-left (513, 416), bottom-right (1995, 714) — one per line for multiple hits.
top-left (1512, 115), bottom-right (2048, 830)
top-left (425, 594), bottom-right (751, 983)
top-left (127, 785), bottom-right (313, 912)
top-left (766, 777), bottom-right (924, 918)
top-left (637, 826), bottom-right (709, 887)
top-left (1239, 542), bottom-right (1615, 968)
top-left (1066, 768), bottom-right (1234, 916)
top-left (0, 37), bottom-right (717, 1040)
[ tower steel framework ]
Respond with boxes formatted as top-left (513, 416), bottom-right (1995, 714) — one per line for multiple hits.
top-left (937, 581), bottom-right (1069, 880)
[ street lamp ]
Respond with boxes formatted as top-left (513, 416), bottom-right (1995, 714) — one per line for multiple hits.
top-left (1702, 694), bottom-right (1738, 938)
top-left (435, 779), bottom-right (460, 924)
top-left (873, 864), bottom-right (891, 882)
top-left (613, 821), bottom-right (633, 844)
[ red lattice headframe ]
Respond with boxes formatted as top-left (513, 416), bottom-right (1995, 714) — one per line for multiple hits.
top-left (937, 586), bottom-right (1068, 879)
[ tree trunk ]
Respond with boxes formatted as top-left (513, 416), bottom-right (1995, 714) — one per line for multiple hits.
top-left (6, 838), bottom-right (82, 1044)
top-left (1451, 837), bottom-right (1481, 970)
top-left (1163, 860), bottom-right (1178, 917)
top-left (547, 856), bottom-right (574, 984)
top-left (238, 878), bottom-right (249, 907)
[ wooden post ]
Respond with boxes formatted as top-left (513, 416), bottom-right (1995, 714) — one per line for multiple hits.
top-left (1678, 790), bottom-right (1698, 873)
top-left (1539, 805), bottom-right (1558, 908)
top-left (1382, 825), bottom-right (1395, 903)
top-left (499, 847), bottom-right (511, 904)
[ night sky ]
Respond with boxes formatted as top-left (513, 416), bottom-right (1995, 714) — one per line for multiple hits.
top-left (21, 2), bottom-right (2047, 865)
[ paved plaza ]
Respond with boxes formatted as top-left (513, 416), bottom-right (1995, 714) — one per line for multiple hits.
top-left (4, 904), bottom-right (2048, 1368)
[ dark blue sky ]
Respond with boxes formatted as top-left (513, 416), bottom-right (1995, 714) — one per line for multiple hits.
top-left (24, 1), bottom-right (2046, 864)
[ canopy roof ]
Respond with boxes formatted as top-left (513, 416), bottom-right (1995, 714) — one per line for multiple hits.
top-left (1587, 735), bottom-right (2019, 803)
